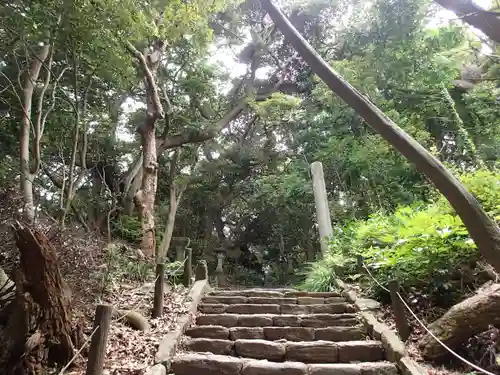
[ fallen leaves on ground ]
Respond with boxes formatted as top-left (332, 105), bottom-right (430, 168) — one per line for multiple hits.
top-left (67, 281), bottom-right (190, 375)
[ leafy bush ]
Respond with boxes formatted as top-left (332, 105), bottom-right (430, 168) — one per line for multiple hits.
top-left (111, 215), bottom-right (142, 244)
top-left (300, 169), bottom-right (500, 302)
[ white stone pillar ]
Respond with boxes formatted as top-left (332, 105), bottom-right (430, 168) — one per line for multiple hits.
top-left (311, 161), bottom-right (333, 254)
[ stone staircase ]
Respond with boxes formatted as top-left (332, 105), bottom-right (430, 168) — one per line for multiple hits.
top-left (170, 289), bottom-right (399, 374)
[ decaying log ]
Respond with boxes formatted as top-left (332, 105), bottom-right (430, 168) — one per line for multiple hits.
top-left (419, 282), bottom-right (500, 360)
top-left (0, 223), bottom-right (84, 374)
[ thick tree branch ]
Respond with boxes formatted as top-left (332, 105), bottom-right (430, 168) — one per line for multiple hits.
top-left (434, 0), bottom-right (500, 43)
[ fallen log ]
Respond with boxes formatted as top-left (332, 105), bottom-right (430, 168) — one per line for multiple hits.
top-left (419, 282), bottom-right (500, 360)
top-left (0, 223), bottom-right (84, 374)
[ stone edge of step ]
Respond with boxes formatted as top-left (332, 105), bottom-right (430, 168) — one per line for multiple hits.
top-left (335, 278), bottom-right (428, 375)
top-left (170, 352), bottom-right (400, 375)
top-left (151, 279), bottom-right (212, 373)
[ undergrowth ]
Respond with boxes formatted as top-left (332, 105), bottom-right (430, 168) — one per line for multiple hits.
top-left (300, 169), bottom-right (500, 305)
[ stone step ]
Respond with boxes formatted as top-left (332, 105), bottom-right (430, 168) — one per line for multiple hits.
top-left (186, 325), bottom-right (365, 342)
top-left (202, 295), bottom-right (347, 305)
top-left (198, 303), bottom-right (354, 315)
top-left (209, 289), bottom-right (287, 298)
top-left (181, 338), bottom-right (384, 363)
top-left (171, 353), bottom-right (398, 375)
top-left (196, 313), bottom-right (359, 328)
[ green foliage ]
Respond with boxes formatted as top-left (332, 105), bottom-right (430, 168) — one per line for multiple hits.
top-left (301, 169), bottom-right (500, 300)
top-left (111, 215), bottom-right (142, 244)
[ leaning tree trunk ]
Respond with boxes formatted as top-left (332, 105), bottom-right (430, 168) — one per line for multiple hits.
top-left (261, 0), bottom-right (500, 274)
top-left (419, 283), bottom-right (500, 360)
top-left (0, 223), bottom-right (84, 375)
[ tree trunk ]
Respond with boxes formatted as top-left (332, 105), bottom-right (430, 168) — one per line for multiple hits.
top-left (419, 282), bottom-right (500, 360)
top-left (261, 0), bottom-right (500, 274)
top-left (126, 41), bottom-right (166, 258)
top-left (20, 44), bottom-right (51, 224)
top-left (0, 223), bottom-right (84, 374)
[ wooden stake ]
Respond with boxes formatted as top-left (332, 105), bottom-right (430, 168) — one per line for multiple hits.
top-left (388, 280), bottom-right (410, 341)
top-left (85, 304), bottom-right (112, 375)
top-left (152, 263), bottom-right (165, 318)
top-left (183, 249), bottom-right (192, 287)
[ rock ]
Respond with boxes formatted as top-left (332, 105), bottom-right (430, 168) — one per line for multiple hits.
top-left (247, 297), bottom-right (298, 305)
top-left (308, 363), bottom-right (362, 375)
top-left (226, 304), bottom-right (280, 314)
top-left (360, 362), bottom-right (399, 375)
top-left (264, 327), bottom-right (315, 341)
top-left (241, 360), bottom-right (308, 375)
top-left (325, 297), bottom-right (346, 304)
top-left (183, 338), bottom-right (234, 355)
top-left (171, 353), bottom-right (243, 375)
top-left (300, 314), bottom-right (357, 328)
top-left (229, 327), bottom-right (265, 340)
top-left (155, 331), bottom-right (181, 367)
top-left (199, 304), bottom-right (227, 314)
top-left (203, 296), bottom-right (248, 304)
top-left (337, 341), bottom-right (385, 362)
top-left (284, 292), bottom-right (341, 298)
top-left (354, 298), bottom-right (381, 311)
top-left (381, 329), bottom-right (406, 362)
top-left (186, 325), bottom-right (229, 339)
top-left (286, 341), bottom-right (338, 363)
top-left (234, 339), bottom-right (286, 361)
top-left (197, 314), bottom-right (238, 327)
top-left (145, 364), bottom-right (166, 375)
top-left (309, 304), bottom-right (349, 314)
top-left (281, 304), bottom-right (308, 315)
top-left (273, 315), bottom-right (301, 326)
top-left (237, 314), bottom-right (274, 327)
top-left (315, 327), bottom-right (364, 341)
top-left (298, 297), bottom-right (325, 305)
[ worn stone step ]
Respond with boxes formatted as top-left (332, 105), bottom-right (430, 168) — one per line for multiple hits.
top-left (186, 325), bottom-right (365, 342)
top-left (202, 296), bottom-right (299, 305)
top-left (284, 291), bottom-right (341, 298)
top-left (182, 338), bottom-right (384, 363)
top-left (171, 353), bottom-right (398, 375)
top-left (196, 313), bottom-right (358, 328)
top-left (198, 303), bottom-right (354, 315)
top-left (209, 289), bottom-right (285, 298)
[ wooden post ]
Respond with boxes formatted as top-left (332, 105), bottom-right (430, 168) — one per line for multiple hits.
top-left (85, 304), bottom-right (112, 375)
top-left (183, 248), bottom-right (192, 287)
top-left (152, 263), bottom-right (165, 318)
top-left (388, 280), bottom-right (410, 341)
top-left (357, 255), bottom-right (364, 274)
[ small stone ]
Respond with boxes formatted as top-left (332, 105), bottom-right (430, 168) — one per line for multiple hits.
top-left (238, 314), bottom-right (274, 327)
top-left (264, 327), bottom-right (315, 341)
top-left (229, 327), bottom-right (264, 340)
top-left (273, 315), bottom-right (301, 327)
top-left (241, 360), bottom-right (308, 375)
top-left (197, 314), bottom-right (238, 327)
top-left (286, 341), bottom-right (338, 363)
top-left (234, 339), bottom-right (286, 361)
top-left (186, 325), bottom-right (229, 339)
top-left (355, 298), bottom-right (381, 311)
top-left (226, 304), bottom-right (280, 314)
top-left (337, 341), bottom-right (385, 362)
top-left (183, 338), bottom-right (234, 355)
